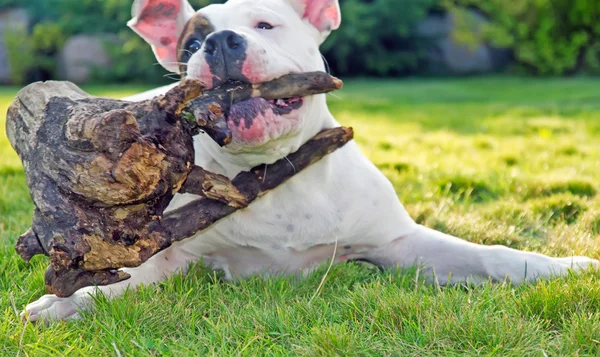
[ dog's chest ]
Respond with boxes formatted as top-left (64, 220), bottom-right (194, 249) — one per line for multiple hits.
top-left (186, 142), bottom-right (416, 253)
top-left (214, 177), bottom-right (347, 250)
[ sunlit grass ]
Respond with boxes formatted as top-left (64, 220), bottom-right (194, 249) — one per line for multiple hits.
top-left (1, 77), bottom-right (599, 355)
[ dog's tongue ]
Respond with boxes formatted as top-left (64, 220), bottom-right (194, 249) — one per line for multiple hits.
top-left (271, 97), bottom-right (303, 114)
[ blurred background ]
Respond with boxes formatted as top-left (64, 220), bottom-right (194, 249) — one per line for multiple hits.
top-left (2, 2), bottom-right (600, 353)
top-left (0, 0), bottom-right (599, 85)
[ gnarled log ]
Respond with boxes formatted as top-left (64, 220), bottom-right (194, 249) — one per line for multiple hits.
top-left (6, 73), bottom-right (350, 297)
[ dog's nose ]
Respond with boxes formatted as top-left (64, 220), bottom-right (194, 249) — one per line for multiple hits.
top-left (204, 30), bottom-right (246, 58)
top-left (203, 30), bottom-right (248, 86)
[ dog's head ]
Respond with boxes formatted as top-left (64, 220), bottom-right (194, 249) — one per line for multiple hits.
top-left (129, 0), bottom-right (341, 167)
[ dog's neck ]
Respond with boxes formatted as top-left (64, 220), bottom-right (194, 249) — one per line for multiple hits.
top-left (194, 94), bottom-right (337, 178)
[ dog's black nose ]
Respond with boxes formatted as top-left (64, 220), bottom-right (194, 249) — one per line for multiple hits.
top-left (204, 30), bottom-right (246, 58)
top-left (203, 30), bottom-right (248, 86)
top-left (204, 38), bottom-right (217, 56)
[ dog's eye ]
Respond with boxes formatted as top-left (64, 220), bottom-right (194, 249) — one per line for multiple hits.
top-left (186, 39), bottom-right (203, 54)
top-left (256, 22), bottom-right (274, 30)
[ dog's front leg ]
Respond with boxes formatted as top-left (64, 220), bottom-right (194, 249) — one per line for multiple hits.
top-left (367, 225), bottom-right (598, 285)
top-left (21, 243), bottom-right (200, 324)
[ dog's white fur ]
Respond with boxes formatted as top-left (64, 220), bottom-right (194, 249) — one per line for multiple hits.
top-left (22, 0), bottom-right (598, 323)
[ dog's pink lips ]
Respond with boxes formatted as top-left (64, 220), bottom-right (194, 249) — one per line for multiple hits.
top-left (226, 97), bottom-right (304, 145)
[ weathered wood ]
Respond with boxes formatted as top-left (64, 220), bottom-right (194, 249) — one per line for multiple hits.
top-left (179, 166), bottom-right (248, 208)
top-left (6, 73), bottom-right (349, 297)
top-left (44, 127), bottom-right (353, 297)
top-left (9, 80), bottom-right (208, 265)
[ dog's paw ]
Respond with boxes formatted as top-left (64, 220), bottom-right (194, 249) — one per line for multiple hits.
top-left (20, 294), bottom-right (85, 324)
top-left (556, 256), bottom-right (600, 271)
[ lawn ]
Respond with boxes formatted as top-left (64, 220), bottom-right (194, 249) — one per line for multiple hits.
top-left (1, 78), bottom-right (600, 356)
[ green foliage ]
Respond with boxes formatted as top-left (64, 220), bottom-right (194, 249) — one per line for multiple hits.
top-left (447, 0), bottom-right (600, 75)
top-left (3, 0), bottom-right (600, 80)
top-left (1, 0), bottom-right (224, 84)
top-left (0, 0), bottom-right (17, 8)
top-left (3, 28), bottom-right (33, 84)
top-left (2, 0), bottom-right (436, 80)
top-left (322, 0), bottom-right (438, 76)
top-left (31, 23), bottom-right (66, 53)
top-left (90, 34), bottom-right (169, 84)
top-left (3, 23), bottom-right (65, 84)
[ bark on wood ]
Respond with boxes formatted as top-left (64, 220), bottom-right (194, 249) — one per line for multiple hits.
top-left (5, 73), bottom-right (350, 297)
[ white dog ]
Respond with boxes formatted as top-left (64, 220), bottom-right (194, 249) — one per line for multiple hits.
top-left (22, 0), bottom-right (598, 322)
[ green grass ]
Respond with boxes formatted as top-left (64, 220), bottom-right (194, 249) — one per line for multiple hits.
top-left (1, 78), bottom-right (600, 356)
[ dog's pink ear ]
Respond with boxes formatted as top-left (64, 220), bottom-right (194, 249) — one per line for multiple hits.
top-left (287, 0), bottom-right (341, 38)
top-left (128, 0), bottom-right (195, 73)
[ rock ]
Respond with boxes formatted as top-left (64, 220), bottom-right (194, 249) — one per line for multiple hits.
top-left (57, 34), bottom-right (119, 84)
top-left (415, 13), bottom-right (453, 39)
top-left (416, 10), bottom-right (511, 75)
top-left (0, 8), bottom-right (31, 84)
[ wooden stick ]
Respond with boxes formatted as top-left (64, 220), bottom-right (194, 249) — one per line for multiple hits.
top-left (182, 72), bottom-right (343, 146)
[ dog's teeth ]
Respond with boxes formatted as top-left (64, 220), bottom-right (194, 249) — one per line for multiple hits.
top-left (276, 99), bottom-right (286, 106)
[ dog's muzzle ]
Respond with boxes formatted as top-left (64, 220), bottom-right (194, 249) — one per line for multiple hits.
top-left (204, 30), bottom-right (248, 86)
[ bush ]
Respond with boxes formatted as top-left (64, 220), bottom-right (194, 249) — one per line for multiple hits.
top-left (1, 0), bottom-right (224, 84)
top-left (54, 0), bottom-right (438, 79)
top-left (322, 0), bottom-right (438, 76)
top-left (3, 28), bottom-right (32, 84)
top-left (447, 0), bottom-right (600, 75)
top-left (6, 0), bottom-right (599, 79)
top-left (4, 23), bottom-right (65, 84)
top-left (2, 0), bottom-right (437, 82)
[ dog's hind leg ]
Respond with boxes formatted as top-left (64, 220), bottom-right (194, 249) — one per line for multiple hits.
top-left (365, 225), bottom-right (598, 285)
top-left (21, 242), bottom-right (201, 324)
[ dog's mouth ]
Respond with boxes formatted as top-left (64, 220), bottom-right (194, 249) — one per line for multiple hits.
top-left (228, 97), bottom-right (304, 116)
top-left (266, 97), bottom-right (304, 115)
top-left (226, 96), bottom-right (305, 147)
top-left (228, 96), bottom-right (304, 122)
